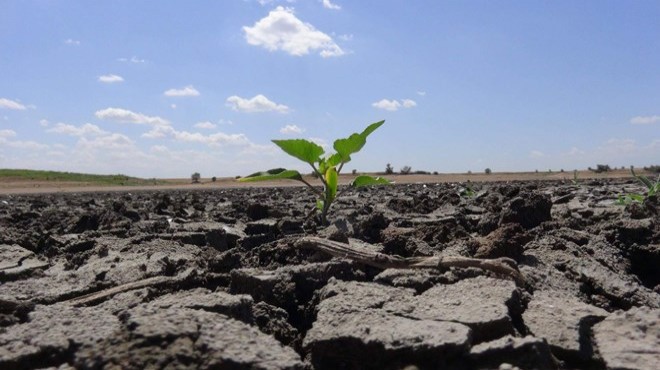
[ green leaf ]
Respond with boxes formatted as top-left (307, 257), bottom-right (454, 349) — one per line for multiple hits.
top-left (325, 167), bottom-right (338, 202)
top-left (326, 153), bottom-right (344, 168)
top-left (351, 175), bottom-right (392, 188)
top-left (272, 139), bottom-right (324, 165)
top-left (360, 120), bottom-right (385, 138)
top-left (316, 199), bottom-right (324, 211)
top-left (333, 120), bottom-right (385, 164)
top-left (238, 168), bottom-right (303, 182)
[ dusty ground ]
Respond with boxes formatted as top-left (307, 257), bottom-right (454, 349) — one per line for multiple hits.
top-left (0, 176), bottom-right (658, 369)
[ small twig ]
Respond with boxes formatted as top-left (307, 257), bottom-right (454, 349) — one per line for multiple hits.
top-left (296, 237), bottom-right (524, 285)
top-left (63, 275), bottom-right (176, 306)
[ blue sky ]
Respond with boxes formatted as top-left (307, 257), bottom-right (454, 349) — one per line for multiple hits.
top-left (1, 0), bottom-right (658, 178)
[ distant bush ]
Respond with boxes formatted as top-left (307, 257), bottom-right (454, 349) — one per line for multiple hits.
top-left (485, 168), bottom-right (492, 175)
top-left (400, 166), bottom-right (412, 175)
top-left (385, 163), bottom-right (394, 175)
top-left (191, 172), bottom-right (201, 183)
top-left (467, 170), bottom-right (472, 175)
top-left (433, 171), bottom-right (438, 175)
top-left (592, 164), bottom-right (611, 173)
top-left (414, 170), bottom-right (430, 175)
top-left (644, 165), bottom-right (660, 173)
top-left (352, 169), bottom-right (357, 175)
top-left (211, 176), bottom-right (217, 182)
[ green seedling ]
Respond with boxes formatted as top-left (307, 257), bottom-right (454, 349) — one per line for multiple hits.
top-left (572, 170), bottom-right (579, 185)
top-left (239, 120), bottom-right (391, 224)
top-left (458, 181), bottom-right (475, 198)
top-left (616, 166), bottom-right (660, 205)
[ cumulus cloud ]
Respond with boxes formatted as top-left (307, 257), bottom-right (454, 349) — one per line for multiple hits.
top-left (164, 85), bottom-right (200, 97)
top-left (402, 99), bottom-right (417, 108)
top-left (118, 56), bottom-right (146, 63)
top-left (0, 98), bottom-right (27, 110)
top-left (95, 107), bottom-right (170, 126)
top-left (47, 123), bottom-right (108, 137)
top-left (77, 133), bottom-right (135, 151)
top-left (64, 38), bottom-right (80, 45)
top-left (372, 99), bottom-right (400, 111)
top-left (98, 74), bottom-right (124, 83)
top-left (243, 6), bottom-right (344, 57)
top-left (142, 124), bottom-right (251, 147)
top-left (142, 125), bottom-right (248, 145)
top-left (529, 150), bottom-right (544, 158)
top-left (0, 131), bottom-right (49, 150)
top-left (372, 98), bottom-right (417, 111)
top-left (565, 147), bottom-right (585, 156)
top-left (194, 121), bottom-right (217, 130)
top-left (630, 115), bottom-right (660, 125)
top-left (280, 124), bottom-right (304, 134)
top-left (321, 0), bottom-right (341, 10)
top-left (0, 129), bottom-right (17, 138)
top-left (226, 94), bottom-right (290, 113)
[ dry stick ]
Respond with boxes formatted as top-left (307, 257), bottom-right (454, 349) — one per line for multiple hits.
top-left (63, 275), bottom-right (175, 306)
top-left (296, 237), bottom-right (525, 285)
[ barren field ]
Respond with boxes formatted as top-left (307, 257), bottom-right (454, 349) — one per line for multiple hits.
top-left (1, 177), bottom-right (658, 369)
top-left (0, 169), bottom-right (642, 195)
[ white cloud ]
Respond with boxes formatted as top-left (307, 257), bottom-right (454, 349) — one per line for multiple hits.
top-left (98, 74), bottom-right (124, 83)
top-left (243, 6), bottom-right (344, 57)
top-left (171, 104), bottom-right (177, 109)
top-left (0, 129), bottom-right (16, 138)
top-left (64, 38), bottom-right (80, 46)
top-left (308, 137), bottom-right (329, 149)
top-left (372, 98), bottom-right (417, 111)
top-left (194, 121), bottom-right (217, 130)
top-left (372, 99), bottom-right (401, 111)
top-left (402, 99), bottom-right (417, 108)
top-left (142, 124), bottom-right (251, 147)
top-left (338, 34), bottom-right (353, 41)
top-left (118, 56), bottom-right (146, 64)
top-left (172, 131), bottom-right (251, 147)
top-left (77, 133), bottom-right (135, 151)
top-left (47, 123), bottom-right (108, 137)
top-left (417, 91), bottom-right (426, 96)
top-left (630, 115), bottom-right (660, 125)
top-left (529, 150), bottom-right (544, 158)
top-left (39, 119), bottom-right (50, 127)
top-left (164, 85), bottom-right (200, 97)
top-left (226, 94), bottom-right (290, 113)
top-left (599, 138), bottom-right (637, 154)
top-left (95, 107), bottom-right (170, 126)
top-left (0, 98), bottom-right (27, 110)
top-left (0, 133), bottom-right (49, 150)
top-left (280, 124), bottom-right (304, 134)
top-left (565, 147), bottom-right (585, 156)
top-left (142, 125), bottom-right (175, 139)
top-left (321, 0), bottom-right (341, 10)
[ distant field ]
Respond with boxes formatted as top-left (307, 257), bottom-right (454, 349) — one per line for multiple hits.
top-left (0, 169), bottom-right (165, 186)
top-left (0, 167), bottom-right (655, 195)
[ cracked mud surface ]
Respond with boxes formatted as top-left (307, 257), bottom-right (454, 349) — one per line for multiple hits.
top-left (1, 179), bottom-right (658, 369)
